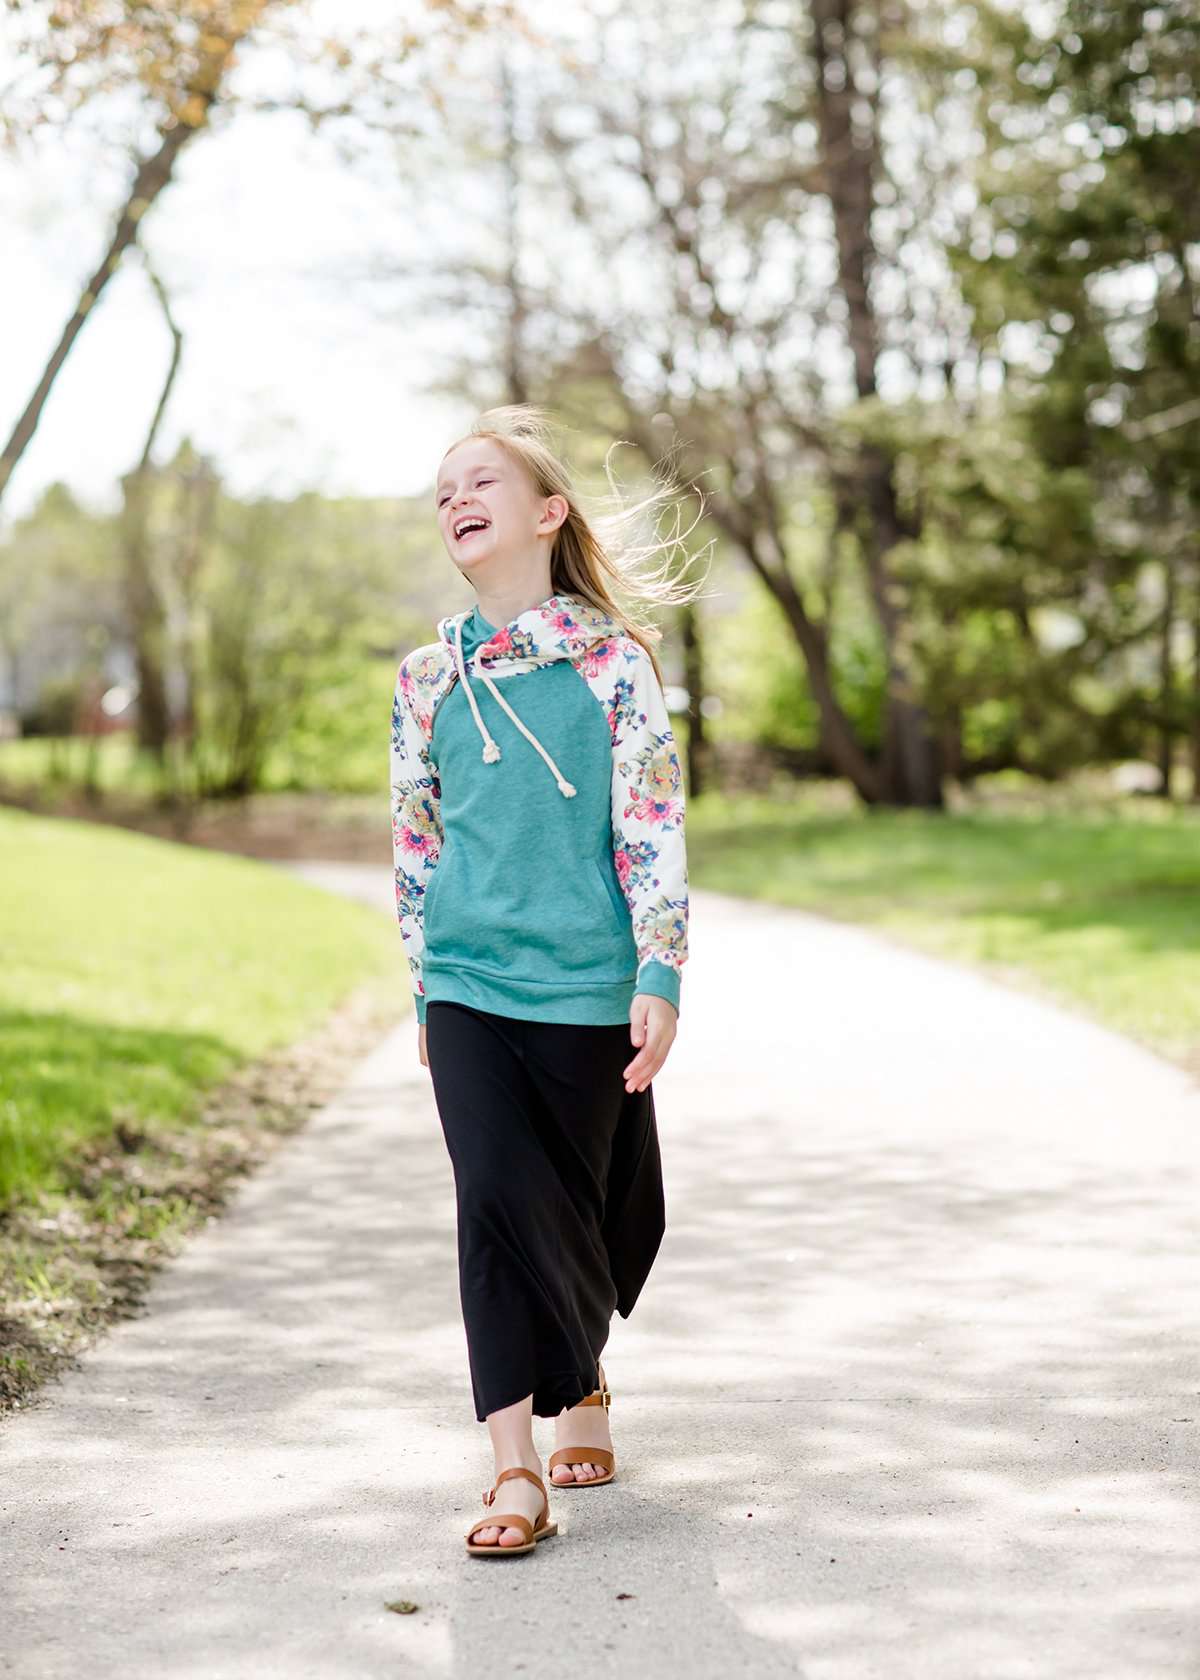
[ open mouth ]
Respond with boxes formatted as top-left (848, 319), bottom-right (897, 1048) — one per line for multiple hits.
top-left (454, 517), bottom-right (491, 542)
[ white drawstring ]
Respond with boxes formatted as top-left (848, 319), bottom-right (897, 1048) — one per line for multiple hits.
top-left (453, 616), bottom-right (577, 798)
top-left (452, 616), bottom-right (502, 763)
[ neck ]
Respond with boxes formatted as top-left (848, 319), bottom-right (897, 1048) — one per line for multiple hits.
top-left (474, 565), bottom-right (556, 629)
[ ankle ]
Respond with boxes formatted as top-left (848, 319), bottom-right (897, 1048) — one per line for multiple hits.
top-left (492, 1444), bottom-right (542, 1475)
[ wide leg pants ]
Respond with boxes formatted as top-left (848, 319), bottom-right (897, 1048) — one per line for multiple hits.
top-left (424, 999), bottom-right (666, 1421)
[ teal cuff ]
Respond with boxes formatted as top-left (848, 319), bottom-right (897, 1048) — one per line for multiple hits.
top-left (415, 991), bottom-right (427, 1026)
top-left (634, 959), bottom-right (680, 1014)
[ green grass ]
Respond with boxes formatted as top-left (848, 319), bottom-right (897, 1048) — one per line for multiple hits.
top-left (0, 806), bottom-right (406, 1207)
top-left (686, 788), bottom-right (1200, 1064)
top-left (0, 703), bottom-right (391, 798)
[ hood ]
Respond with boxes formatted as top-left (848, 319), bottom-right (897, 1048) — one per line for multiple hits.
top-left (435, 591), bottom-right (621, 799)
top-left (436, 591), bottom-right (619, 670)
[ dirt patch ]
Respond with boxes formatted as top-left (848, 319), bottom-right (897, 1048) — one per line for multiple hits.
top-left (0, 978), bottom-right (405, 1419)
top-left (0, 786), bottom-right (387, 864)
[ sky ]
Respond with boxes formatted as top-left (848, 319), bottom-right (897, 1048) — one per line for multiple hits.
top-left (0, 0), bottom-right (994, 534)
top-left (0, 5), bottom-right (514, 530)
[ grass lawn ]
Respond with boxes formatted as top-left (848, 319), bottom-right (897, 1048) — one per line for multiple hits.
top-left (686, 787), bottom-right (1200, 1067)
top-left (1, 804), bottom-right (408, 1408)
top-left (0, 734), bottom-right (169, 798)
top-left (1, 805), bottom-right (406, 1207)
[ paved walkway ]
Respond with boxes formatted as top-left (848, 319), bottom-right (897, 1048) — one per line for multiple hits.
top-left (4, 868), bottom-right (1199, 1678)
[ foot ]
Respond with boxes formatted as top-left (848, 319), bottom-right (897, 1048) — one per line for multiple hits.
top-left (469, 1455), bottom-right (549, 1549)
top-left (550, 1375), bottom-right (613, 1485)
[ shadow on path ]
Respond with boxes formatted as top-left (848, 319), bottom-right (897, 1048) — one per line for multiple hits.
top-left (3, 882), bottom-right (1198, 1678)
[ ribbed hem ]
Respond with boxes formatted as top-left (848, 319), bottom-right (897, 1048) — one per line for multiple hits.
top-left (422, 963), bottom-right (636, 1026)
top-left (634, 959), bottom-right (681, 1014)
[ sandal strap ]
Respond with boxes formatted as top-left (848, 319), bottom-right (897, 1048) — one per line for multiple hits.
top-left (548, 1445), bottom-right (615, 1472)
top-left (492, 1465), bottom-right (547, 1497)
top-left (467, 1512), bottom-right (534, 1544)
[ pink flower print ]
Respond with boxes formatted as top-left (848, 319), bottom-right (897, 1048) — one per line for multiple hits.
top-left (607, 676), bottom-right (641, 741)
top-left (482, 627), bottom-right (515, 659)
top-left (614, 847), bottom-right (632, 891)
top-left (393, 868), bottom-right (425, 921)
top-left (403, 826), bottom-right (438, 861)
top-left (620, 742), bottom-right (682, 824)
top-left (393, 818), bottom-right (438, 864)
top-left (626, 792), bottom-right (683, 826)
top-left (615, 838), bottom-right (658, 895)
top-left (578, 640), bottom-right (621, 679)
top-left (392, 785), bottom-right (441, 862)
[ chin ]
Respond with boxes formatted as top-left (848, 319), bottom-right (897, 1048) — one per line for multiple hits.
top-left (454, 544), bottom-right (505, 575)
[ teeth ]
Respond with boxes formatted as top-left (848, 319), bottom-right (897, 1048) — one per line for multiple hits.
top-left (456, 518), bottom-right (489, 539)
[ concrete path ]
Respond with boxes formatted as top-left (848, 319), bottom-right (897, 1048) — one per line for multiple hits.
top-left (4, 868), bottom-right (1199, 1679)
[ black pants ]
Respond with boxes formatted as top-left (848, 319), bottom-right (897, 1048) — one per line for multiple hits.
top-left (425, 1000), bottom-right (666, 1421)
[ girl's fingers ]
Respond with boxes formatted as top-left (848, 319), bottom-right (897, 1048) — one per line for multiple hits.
top-left (624, 1031), bottom-right (656, 1073)
top-left (625, 1006), bottom-right (676, 1088)
top-left (624, 1038), bottom-right (666, 1088)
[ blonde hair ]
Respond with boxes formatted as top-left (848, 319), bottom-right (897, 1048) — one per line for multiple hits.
top-left (442, 404), bottom-right (714, 690)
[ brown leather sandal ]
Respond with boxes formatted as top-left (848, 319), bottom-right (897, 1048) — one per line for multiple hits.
top-left (548, 1368), bottom-right (616, 1488)
top-left (464, 1466), bottom-right (559, 1557)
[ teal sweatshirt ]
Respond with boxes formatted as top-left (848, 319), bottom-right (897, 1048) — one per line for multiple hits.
top-left (390, 591), bottom-right (688, 1026)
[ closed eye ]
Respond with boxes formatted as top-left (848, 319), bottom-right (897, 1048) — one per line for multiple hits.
top-left (438, 477), bottom-right (495, 509)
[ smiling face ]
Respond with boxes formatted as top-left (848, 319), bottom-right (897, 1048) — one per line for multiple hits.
top-left (435, 436), bottom-right (566, 577)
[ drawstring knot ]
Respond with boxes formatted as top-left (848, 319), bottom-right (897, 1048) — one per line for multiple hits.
top-left (453, 615), bottom-right (578, 798)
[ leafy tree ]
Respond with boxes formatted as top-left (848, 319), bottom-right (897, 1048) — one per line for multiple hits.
top-left (0, 0), bottom-right (517, 511)
top-left (946, 0), bottom-right (1200, 788)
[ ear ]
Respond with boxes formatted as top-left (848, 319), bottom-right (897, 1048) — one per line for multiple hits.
top-left (539, 494), bottom-right (569, 535)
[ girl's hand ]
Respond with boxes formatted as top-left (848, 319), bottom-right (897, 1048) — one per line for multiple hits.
top-left (418, 1022), bottom-right (429, 1068)
top-left (623, 994), bottom-right (677, 1093)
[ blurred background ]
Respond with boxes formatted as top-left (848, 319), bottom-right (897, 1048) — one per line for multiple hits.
top-left (2, 0), bottom-right (1199, 1398)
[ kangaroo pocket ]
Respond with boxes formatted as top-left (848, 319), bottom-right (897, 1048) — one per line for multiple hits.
top-left (592, 855), bottom-right (631, 926)
top-left (425, 838), bottom-right (636, 986)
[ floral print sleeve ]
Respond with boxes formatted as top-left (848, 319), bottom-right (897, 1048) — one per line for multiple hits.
top-left (609, 644), bottom-right (689, 1014)
top-left (390, 652), bottom-right (445, 1026)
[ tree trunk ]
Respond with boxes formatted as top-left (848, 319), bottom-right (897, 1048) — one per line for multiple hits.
top-left (1158, 552), bottom-right (1176, 797)
top-left (174, 462), bottom-right (218, 749)
top-left (121, 471), bottom-right (172, 759)
top-left (499, 51), bottom-right (529, 406)
top-left (0, 637), bottom-right (21, 731)
top-left (680, 600), bottom-right (707, 798)
top-left (770, 563), bottom-right (884, 803)
top-left (940, 708), bottom-right (964, 783)
top-left (1190, 575), bottom-right (1200, 803)
top-left (121, 261), bottom-right (185, 761)
top-left (810, 0), bottom-right (943, 809)
top-left (710, 485), bottom-right (885, 803)
top-left (607, 393), bottom-right (886, 803)
top-left (0, 23), bottom-right (249, 511)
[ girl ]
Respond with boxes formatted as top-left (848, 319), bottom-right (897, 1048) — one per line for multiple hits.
top-left (389, 405), bottom-right (709, 1557)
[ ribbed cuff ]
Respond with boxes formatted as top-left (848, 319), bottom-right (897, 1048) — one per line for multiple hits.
top-left (634, 959), bottom-right (680, 1014)
top-left (414, 991), bottom-right (427, 1026)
